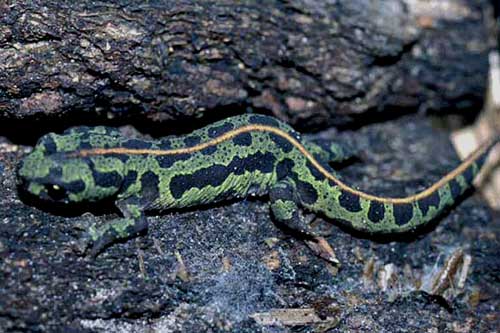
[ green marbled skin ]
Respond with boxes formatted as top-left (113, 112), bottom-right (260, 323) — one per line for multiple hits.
top-left (17, 114), bottom-right (498, 255)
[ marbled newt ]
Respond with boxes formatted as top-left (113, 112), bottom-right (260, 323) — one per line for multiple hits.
top-left (17, 114), bottom-right (499, 256)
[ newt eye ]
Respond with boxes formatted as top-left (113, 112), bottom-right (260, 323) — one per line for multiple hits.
top-left (46, 184), bottom-right (67, 201)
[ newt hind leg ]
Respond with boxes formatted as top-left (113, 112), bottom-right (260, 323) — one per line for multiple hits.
top-left (269, 178), bottom-right (340, 264)
top-left (269, 178), bottom-right (317, 236)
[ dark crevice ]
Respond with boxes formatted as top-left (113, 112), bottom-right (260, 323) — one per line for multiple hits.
top-left (135, 101), bottom-right (251, 138)
top-left (275, 58), bottom-right (321, 85)
top-left (0, 96), bottom-right (482, 146)
top-left (332, 105), bottom-right (421, 131)
top-left (371, 39), bottom-right (418, 67)
top-left (333, 98), bottom-right (482, 132)
top-left (0, 100), bottom-right (252, 146)
top-left (0, 114), bottom-right (115, 146)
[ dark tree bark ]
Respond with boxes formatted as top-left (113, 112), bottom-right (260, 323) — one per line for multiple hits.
top-left (0, 0), bottom-right (492, 129)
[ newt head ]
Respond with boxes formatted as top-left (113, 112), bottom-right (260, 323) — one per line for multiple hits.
top-left (17, 130), bottom-right (125, 204)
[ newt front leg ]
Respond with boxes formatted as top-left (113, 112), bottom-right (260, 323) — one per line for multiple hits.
top-left (79, 196), bottom-right (148, 257)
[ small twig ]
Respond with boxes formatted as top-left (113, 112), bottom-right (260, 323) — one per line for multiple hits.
top-left (430, 248), bottom-right (464, 296)
top-left (137, 248), bottom-right (147, 279)
top-left (304, 237), bottom-right (340, 266)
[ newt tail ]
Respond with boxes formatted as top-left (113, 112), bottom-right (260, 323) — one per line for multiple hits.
top-left (313, 136), bottom-right (499, 234)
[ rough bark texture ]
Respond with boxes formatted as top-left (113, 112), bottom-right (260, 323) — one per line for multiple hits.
top-left (0, 0), bottom-right (491, 130)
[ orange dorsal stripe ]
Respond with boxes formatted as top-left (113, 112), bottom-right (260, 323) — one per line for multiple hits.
top-left (73, 124), bottom-right (494, 204)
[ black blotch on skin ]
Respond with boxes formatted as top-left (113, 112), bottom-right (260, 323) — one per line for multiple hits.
top-left (448, 179), bottom-right (462, 200)
top-left (233, 132), bottom-right (252, 146)
top-left (393, 203), bottom-right (414, 226)
top-left (157, 153), bottom-right (191, 168)
top-left (184, 135), bottom-right (201, 147)
top-left (249, 115), bottom-right (280, 127)
top-left (201, 145), bottom-right (217, 155)
top-left (367, 201), bottom-right (385, 223)
top-left (110, 153), bottom-right (129, 163)
top-left (339, 190), bottom-right (362, 212)
top-left (65, 180), bottom-right (86, 193)
top-left (208, 122), bottom-right (234, 138)
top-left (92, 170), bottom-right (123, 188)
top-left (296, 180), bottom-right (318, 205)
top-left (270, 182), bottom-right (293, 201)
top-left (462, 164), bottom-right (475, 185)
top-left (42, 136), bottom-right (58, 154)
top-left (270, 133), bottom-right (293, 153)
top-left (231, 151), bottom-right (276, 176)
top-left (36, 168), bottom-right (62, 188)
top-left (121, 170), bottom-right (138, 193)
top-left (49, 166), bottom-right (63, 179)
top-left (327, 179), bottom-right (337, 188)
top-left (157, 140), bottom-right (172, 149)
top-left (79, 141), bottom-right (93, 150)
top-left (306, 160), bottom-right (325, 181)
top-left (123, 139), bottom-right (153, 149)
top-left (169, 151), bottom-right (276, 199)
top-left (417, 191), bottom-right (441, 216)
top-left (170, 165), bottom-right (226, 199)
top-left (253, 152), bottom-right (275, 172)
top-left (276, 158), bottom-right (295, 180)
top-left (140, 171), bottom-right (160, 202)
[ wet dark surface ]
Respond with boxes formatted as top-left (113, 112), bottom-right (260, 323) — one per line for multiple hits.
top-left (0, 115), bottom-right (498, 332)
